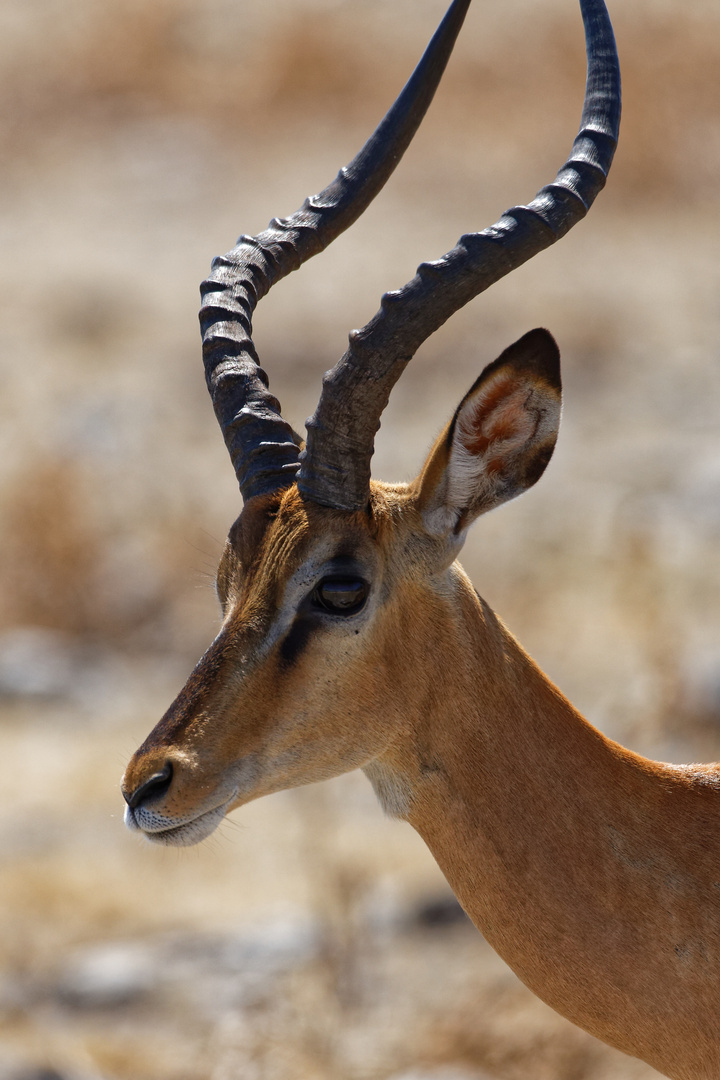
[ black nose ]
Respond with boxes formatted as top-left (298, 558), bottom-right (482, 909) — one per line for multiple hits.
top-left (123, 762), bottom-right (173, 810)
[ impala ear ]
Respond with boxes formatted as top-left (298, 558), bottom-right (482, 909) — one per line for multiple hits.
top-left (415, 328), bottom-right (561, 538)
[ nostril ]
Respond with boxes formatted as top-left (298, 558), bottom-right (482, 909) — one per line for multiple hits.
top-left (124, 761), bottom-right (173, 810)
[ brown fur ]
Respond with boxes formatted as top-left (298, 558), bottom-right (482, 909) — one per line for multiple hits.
top-left (123, 343), bottom-right (720, 1078)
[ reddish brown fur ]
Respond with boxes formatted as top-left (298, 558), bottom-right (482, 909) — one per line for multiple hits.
top-left (462, 376), bottom-right (529, 457)
top-left (123, 350), bottom-right (720, 1079)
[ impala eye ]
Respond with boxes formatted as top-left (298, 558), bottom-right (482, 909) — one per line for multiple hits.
top-left (312, 577), bottom-right (368, 615)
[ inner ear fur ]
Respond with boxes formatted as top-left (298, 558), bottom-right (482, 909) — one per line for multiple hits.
top-left (415, 328), bottom-right (562, 538)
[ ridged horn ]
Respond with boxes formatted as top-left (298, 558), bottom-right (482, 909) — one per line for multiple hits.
top-left (297, 0), bottom-right (621, 511)
top-left (200, 0), bottom-right (473, 502)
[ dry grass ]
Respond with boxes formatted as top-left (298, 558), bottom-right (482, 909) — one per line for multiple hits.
top-left (3, 0), bottom-right (720, 199)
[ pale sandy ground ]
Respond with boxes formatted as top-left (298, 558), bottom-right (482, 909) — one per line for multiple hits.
top-left (1, 0), bottom-right (720, 1077)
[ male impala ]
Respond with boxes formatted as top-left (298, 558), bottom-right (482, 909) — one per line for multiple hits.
top-left (122, 1), bottom-right (720, 1076)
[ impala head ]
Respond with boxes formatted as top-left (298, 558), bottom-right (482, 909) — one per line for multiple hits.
top-left (122, 0), bottom-right (620, 846)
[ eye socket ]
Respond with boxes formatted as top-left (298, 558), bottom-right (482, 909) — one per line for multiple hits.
top-left (312, 577), bottom-right (369, 615)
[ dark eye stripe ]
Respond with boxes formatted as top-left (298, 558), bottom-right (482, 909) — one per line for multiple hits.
top-left (313, 577), bottom-right (368, 615)
top-left (280, 577), bottom-right (369, 667)
top-left (280, 616), bottom-right (314, 667)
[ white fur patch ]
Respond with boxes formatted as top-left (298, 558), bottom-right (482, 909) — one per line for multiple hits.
top-left (424, 368), bottom-right (559, 537)
top-left (125, 790), bottom-right (237, 847)
top-left (364, 760), bottom-right (412, 819)
top-left (450, 374), bottom-right (535, 506)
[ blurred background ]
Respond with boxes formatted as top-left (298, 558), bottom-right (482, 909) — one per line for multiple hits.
top-left (2, 0), bottom-right (720, 1076)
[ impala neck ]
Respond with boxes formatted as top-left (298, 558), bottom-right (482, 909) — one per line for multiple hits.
top-left (364, 564), bottom-right (720, 1080)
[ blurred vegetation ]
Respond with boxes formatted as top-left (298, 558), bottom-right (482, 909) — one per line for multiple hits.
top-left (1, 0), bottom-right (719, 1077)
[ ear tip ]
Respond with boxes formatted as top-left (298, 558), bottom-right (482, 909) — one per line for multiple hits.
top-left (462, 328), bottom-right (563, 402)
top-left (525, 326), bottom-right (559, 352)
top-left (518, 327), bottom-right (561, 391)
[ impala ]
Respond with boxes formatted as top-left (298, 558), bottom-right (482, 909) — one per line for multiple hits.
top-left (122, 1), bottom-right (720, 1076)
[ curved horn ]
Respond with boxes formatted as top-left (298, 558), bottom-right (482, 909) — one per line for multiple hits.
top-left (297, 0), bottom-right (621, 511)
top-left (200, 0), bottom-right (473, 502)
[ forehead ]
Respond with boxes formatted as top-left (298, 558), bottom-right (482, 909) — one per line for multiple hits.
top-left (224, 487), bottom-right (386, 583)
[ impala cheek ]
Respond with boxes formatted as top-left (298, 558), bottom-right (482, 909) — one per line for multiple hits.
top-left (226, 751), bottom-right (264, 801)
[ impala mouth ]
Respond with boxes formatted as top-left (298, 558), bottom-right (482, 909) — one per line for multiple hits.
top-left (124, 796), bottom-right (234, 848)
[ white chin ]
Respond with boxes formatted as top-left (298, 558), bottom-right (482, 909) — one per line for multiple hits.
top-left (124, 803), bottom-right (227, 847)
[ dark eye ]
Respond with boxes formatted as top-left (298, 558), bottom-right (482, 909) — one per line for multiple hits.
top-left (312, 577), bottom-right (368, 615)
